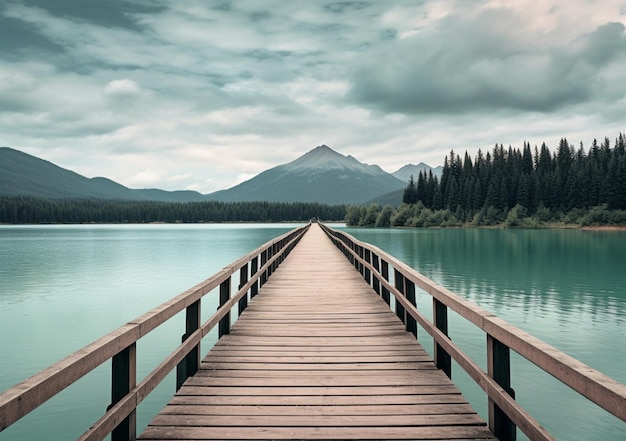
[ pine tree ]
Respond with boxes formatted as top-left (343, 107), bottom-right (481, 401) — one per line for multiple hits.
top-left (403, 175), bottom-right (418, 204)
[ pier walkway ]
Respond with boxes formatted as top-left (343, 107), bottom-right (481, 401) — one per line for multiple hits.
top-left (139, 224), bottom-right (495, 440)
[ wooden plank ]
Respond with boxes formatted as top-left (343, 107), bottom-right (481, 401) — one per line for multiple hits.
top-left (186, 371), bottom-right (452, 386)
top-left (202, 367), bottom-right (436, 376)
top-left (208, 346), bottom-right (429, 354)
top-left (216, 335), bottom-right (419, 346)
top-left (140, 425), bottom-right (496, 440)
top-left (176, 385), bottom-right (462, 396)
top-left (201, 355), bottom-right (433, 363)
top-left (168, 394), bottom-right (467, 406)
top-left (148, 413), bottom-right (488, 427)
top-left (200, 361), bottom-right (436, 371)
top-left (159, 403), bottom-right (477, 416)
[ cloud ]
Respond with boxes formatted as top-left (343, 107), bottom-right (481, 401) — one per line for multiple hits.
top-left (104, 79), bottom-right (141, 97)
top-left (348, 7), bottom-right (626, 114)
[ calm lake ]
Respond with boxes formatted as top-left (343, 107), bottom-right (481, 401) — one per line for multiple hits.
top-left (0, 224), bottom-right (624, 440)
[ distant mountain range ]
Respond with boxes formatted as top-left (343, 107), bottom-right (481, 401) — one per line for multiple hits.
top-left (0, 147), bottom-right (205, 202)
top-left (0, 145), bottom-right (440, 206)
top-left (392, 162), bottom-right (443, 182)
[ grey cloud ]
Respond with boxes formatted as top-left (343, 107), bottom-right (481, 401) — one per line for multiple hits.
top-left (576, 22), bottom-right (626, 66)
top-left (348, 9), bottom-right (626, 115)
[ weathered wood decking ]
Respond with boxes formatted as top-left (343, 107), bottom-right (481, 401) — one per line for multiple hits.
top-left (139, 224), bottom-right (496, 440)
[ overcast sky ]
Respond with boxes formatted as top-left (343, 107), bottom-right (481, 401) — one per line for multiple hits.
top-left (2, 1), bottom-right (626, 193)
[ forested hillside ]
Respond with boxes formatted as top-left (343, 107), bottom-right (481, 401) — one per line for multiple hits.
top-left (347, 134), bottom-right (626, 228)
top-left (0, 198), bottom-right (345, 224)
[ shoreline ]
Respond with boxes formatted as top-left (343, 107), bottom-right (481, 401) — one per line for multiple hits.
top-left (579, 225), bottom-right (626, 231)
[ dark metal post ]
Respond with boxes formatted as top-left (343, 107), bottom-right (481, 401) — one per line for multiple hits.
top-left (405, 280), bottom-right (417, 338)
top-left (364, 249), bottom-right (371, 285)
top-left (111, 343), bottom-right (136, 441)
top-left (381, 260), bottom-right (390, 305)
top-left (433, 299), bottom-right (451, 378)
top-left (372, 254), bottom-right (381, 295)
top-left (251, 256), bottom-right (259, 298)
top-left (260, 250), bottom-right (268, 287)
top-left (238, 264), bottom-right (248, 315)
top-left (487, 335), bottom-right (516, 441)
top-left (219, 277), bottom-right (231, 338)
top-left (358, 246), bottom-right (364, 276)
top-left (176, 299), bottom-right (201, 390)
top-left (394, 269), bottom-right (406, 324)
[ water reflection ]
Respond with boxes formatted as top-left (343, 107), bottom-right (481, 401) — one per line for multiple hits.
top-left (346, 228), bottom-right (626, 323)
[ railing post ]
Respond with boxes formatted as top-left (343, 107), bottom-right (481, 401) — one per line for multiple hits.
top-left (270, 243), bottom-right (277, 274)
top-left (394, 269), bottom-right (406, 324)
top-left (405, 280), bottom-right (417, 338)
top-left (487, 335), bottom-right (516, 441)
top-left (260, 250), bottom-right (268, 287)
top-left (176, 299), bottom-right (201, 390)
top-left (238, 264), bottom-right (249, 315)
top-left (381, 260), bottom-right (390, 305)
top-left (433, 299), bottom-right (451, 378)
top-left (110, 343), bottom-right (136, 441)
top-left (364, 249), bottom-right (371, 285)
top-left (358, 246), bottom-right (364, 276)
top-left (251, 256), bottom-right (259, 298)
top-left (372, 253), bottom-right (381, 295)
top-left (219, 277), bottom-right (231, 338)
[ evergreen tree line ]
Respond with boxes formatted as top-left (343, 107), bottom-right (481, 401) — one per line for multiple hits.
top-left (346, 134), bottom-right (626, 227)
top-left (0, 197), bottom-right (346, 224)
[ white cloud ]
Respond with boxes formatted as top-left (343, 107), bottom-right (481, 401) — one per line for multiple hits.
top-left (104, 79), bottom-right (140, 97)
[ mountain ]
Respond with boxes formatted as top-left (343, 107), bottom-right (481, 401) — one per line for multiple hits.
top-left (207, 145), bottom-right (406, 205)
top-left (0, 147), bottom-right (205, 202)
top-left (1, 145), bottom-right (415, 205)
top-left (393, 162), bottom-right (443, 182)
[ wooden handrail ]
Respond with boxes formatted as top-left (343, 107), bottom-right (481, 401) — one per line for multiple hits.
top-left (320, 223), bottom-right (626, 441)
top-left (0, 223), bottom-right (310, 440)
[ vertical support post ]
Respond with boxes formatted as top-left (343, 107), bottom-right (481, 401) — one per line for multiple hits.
top-left (433, 299), bottom-right (451, 378)
top-left (250, 256), bottom-right (259, 298)
top-left (372, 254), bottom-right (381, 295)
top-left (381, 260), bottom-right (390, 305)
top-left (487, 335), bottom-right (516, 441)
top-left (111, 343), bottom-right (136, 441)
top-left (238, 264), bottom-right (249, 315)
top-left (260, 250), bottom-right (268, 287)
top-left (405, 280), bottom-right (417, 338)
top-left (270, 243), bottom-right (277, 274)
top-left (394, 269), bottom-right (406, 324)
top-left (358, 246), bottom-right (364, 276)
top-left (219, 277), bottom-right (231, 338)
top-left (364, 249), bottom-right (371, 286)
top-left (176, 300), bottom-right (201, 390)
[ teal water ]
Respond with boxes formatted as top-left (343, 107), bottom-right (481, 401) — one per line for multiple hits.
top-left (0, 224), bottom-right (302, 441)
top-left (0, 225), bottom-right (624, 440)
top-left (343, 227), bottom-right (626, 441)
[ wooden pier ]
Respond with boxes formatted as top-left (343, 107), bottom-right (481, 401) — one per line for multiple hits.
top-left (139, 224), bottom-right (495, 440)
top-left (1, 222), bottom-right (625, 441)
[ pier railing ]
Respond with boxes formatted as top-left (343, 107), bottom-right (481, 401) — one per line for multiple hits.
top-left (0, 223), bottom-right (310, 441)
top-left (320, 223), bottom-right (626, 441)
